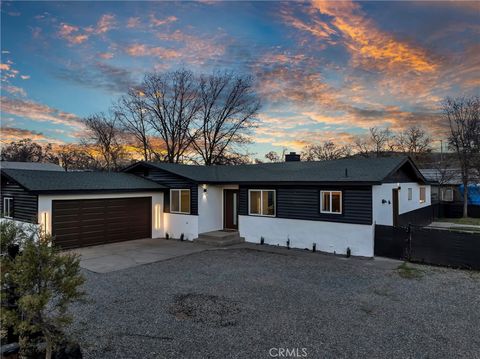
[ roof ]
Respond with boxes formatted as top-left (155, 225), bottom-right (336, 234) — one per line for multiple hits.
top-left (125, 156), bottom-right (426, 184)
top-left (420, 168), bottom-right (463, 185)
top-left (1, 169), bottom-right (166, 194)
top-left (0, 161), bottom-right (63, 171)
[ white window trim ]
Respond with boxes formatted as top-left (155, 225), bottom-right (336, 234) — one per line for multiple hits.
top-left (170, 189), bottom-right (191, 214)
top-left (320, 190), bottom-right (342, 214)
top-left (3, 197), bottom-right (13, 218)
top-left (248, 189), bottom-right (276, 217)
top-left (419, 186), bottom-right (426, 203)
top-left (408, 188), bottom-right (412, 201)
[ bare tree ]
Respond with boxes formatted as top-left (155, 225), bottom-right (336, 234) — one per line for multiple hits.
top-left (114, 89), bottom-right (155, 161)
top-left (56, 144), bottom-right (100, 171)
top-left (192, 72), bottom-right (260, 165)
top-left (265, 151), bottom-right (280, 162)
top-left (302, 141), bottom-right (351, 161)
top-left (1, 139), bottom-right (58, 163)
top-left (81, 113), bottom-right (126, 171)
top-left (141, 69), bottom-right (200, 163)
top-left (443, 95), bottom-right (480, 217)
top-left (394, 125), bottom-right (432, 155)
top-left (353, 127), bottom-right (393, 157)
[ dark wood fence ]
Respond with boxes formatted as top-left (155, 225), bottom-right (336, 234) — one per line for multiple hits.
top-left (375, 224), bottom-right (480, 270)
top-left (437, 203), bottom-right (480, 218)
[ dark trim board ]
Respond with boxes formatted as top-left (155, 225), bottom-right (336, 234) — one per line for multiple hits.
top-left (238, 185), bottom-right (372, 225)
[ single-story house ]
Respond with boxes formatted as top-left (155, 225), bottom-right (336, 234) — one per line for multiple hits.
top-left (0, 156), bottom-right (431, 257)
top-left (420, 168), bottom-right (463, 203)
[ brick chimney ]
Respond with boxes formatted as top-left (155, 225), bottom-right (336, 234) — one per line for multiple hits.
top-left (285, 152), bottom-right (301, 162)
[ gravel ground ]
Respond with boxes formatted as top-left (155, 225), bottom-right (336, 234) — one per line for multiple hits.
top-left (69, 246), bottom-right (480, 359)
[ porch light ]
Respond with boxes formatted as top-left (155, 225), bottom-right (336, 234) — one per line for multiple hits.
top-left (397, 182), bottom-right (401, 190)
top-left (202, 184), bottom-right (208, 193)
top-left (40, 211), bottom-right (49, 236)
top-left (154, 204), bottom-right (161, 229)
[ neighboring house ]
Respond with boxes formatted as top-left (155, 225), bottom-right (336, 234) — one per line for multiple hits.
top-left (0, 156), bottom-right (431, 257)
top-left (0, 161), bottom-right (63, 171)
top-left (420, 168), bottom-right (462, 203)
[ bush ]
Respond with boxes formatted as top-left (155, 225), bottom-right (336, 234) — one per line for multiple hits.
top-left (1, 222), bottom-right (85, 359)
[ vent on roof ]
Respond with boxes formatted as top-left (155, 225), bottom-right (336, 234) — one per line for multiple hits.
top-left (285, 152), bottom-right (300, 162)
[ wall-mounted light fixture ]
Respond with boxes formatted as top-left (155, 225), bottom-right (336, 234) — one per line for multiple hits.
top-left (202, 184), bottom-right (208, 193)
top-left (397, 182), bottom-right (401, 190)
top-left (154, 204), bottom-right (161, 230)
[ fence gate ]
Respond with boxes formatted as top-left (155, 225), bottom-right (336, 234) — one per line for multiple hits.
top-left (374, 225), bottom-right (410, 260)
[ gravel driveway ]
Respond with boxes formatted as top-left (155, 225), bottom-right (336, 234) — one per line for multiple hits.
top-left (69, 245), bottom-right (480, 359)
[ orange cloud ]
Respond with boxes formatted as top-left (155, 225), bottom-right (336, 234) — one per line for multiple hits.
top-left (0, 127), bottom-right (65, 144)
top-left (95, 14), bottom-right (116, 34)
top-left (58, 23), bottom-right (89, 44)
top-left (98, 52), bottom-right (114, 60)
top-left (127, 17), bottom-right (140, 28)
top-left (125, 44), bottom-right (180, 58)
top-left (0, 63), bottom-right (11, 71)
top-left (0, 96), bottom-right (82, 128)
top-left (149, 14), bottom-right (177, 27)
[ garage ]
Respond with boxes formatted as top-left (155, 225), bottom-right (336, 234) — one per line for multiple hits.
top-left (52, 197), bottom-right (152, 248)
top-left (0, 169), bottom-right (166, 248)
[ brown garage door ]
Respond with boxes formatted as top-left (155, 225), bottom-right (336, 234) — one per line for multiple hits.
top-left (52, 197), bottom-right (151, 248)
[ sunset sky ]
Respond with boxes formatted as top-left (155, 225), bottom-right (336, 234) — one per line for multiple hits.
top-left (1, 1), bottom-right (479, 156)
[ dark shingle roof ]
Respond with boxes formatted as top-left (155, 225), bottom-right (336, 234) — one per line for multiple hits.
top-left (1, 169), bottom-right (166, 194)
top-left (1, 161), bottom-right (63, 171)
top-left (131, 156), bottom-right (423, 184)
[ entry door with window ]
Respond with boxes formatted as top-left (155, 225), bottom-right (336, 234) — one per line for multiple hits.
top-left (224, 189), bottom-right (239, 230)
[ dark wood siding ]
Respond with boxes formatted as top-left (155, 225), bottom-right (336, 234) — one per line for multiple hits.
top-left (52, 197), bottom-right (151, 248)
top-left (128, 167), bottom-right (198, 215)
top-left (384, 162), bottom-right (422, 183)
top-left (0, 175), bottom-right (38, 223)
top-left (239, 185), bottom-right (372, 225)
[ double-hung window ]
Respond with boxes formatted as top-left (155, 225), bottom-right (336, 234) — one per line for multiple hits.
top-left (249, 190), bottom-right (275, 217)
top-left (3, 197), bottom-right (13, 218)
top-left (441, 188), bottom-right (453, 202)
top-left (170, 189), bottom-right (191, 214)
top-left (320, 191), bottom-right (342, 214)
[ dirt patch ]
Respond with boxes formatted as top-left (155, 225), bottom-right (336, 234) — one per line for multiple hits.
top-left (169, 293), bottom-right (241, 327)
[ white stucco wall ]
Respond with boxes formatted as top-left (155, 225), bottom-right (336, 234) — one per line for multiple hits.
top-left (163, 213), bottom-right (198, 240)
top-left (197, 184), bottom-right (239, 233)
top-left (372, 183), bottom-right (431, 225)
top-left (239, 215), bottom-right (374, 257)
top-left (37, 192), bottom-right (164, 239)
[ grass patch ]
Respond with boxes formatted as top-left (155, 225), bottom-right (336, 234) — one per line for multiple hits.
top-left (397, 262), bottom-right (424, 279)
top-left (438, 217), bottom-right (480, 226)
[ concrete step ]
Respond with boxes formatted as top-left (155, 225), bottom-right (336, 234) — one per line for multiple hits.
top-left (195, 231), bottom-right (245, 247)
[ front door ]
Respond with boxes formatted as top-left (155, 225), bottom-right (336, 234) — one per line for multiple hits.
top-left (224, 189), bottom-right (239, 230)
top-left (392, 188), bottom-right (399, 227)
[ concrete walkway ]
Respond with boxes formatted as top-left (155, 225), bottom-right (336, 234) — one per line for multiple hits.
top-left (429, 221), bottom-right (480, 229)
top-left (69, 238), bottom-right (210, 273)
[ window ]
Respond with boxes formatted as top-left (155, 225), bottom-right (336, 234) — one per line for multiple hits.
top-left (408, 188), bottom-right (412, 201)
top-left (249, 190), bottom-right (275, 217)
top-left (3, 197), bottom-right (13, 218)
top-left (441, 188), bottom-right (454, 202)
top-left (320, 191), bottom-right (342, 214)
top-left (170, 189), bottom-right (191, 214)
top-left (419, 186), bottom-right (426, 203)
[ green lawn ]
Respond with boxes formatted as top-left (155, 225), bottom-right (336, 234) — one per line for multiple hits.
top-left (438, 217), bottom-right (480, 226)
